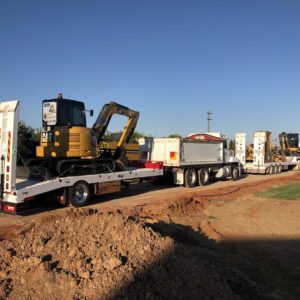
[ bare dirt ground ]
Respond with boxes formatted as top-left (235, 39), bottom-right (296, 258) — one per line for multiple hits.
top-left (0, 171), bottom-right (300, 299)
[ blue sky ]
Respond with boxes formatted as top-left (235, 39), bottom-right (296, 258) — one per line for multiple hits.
top-left (1, 0), bottom-right (300, 141)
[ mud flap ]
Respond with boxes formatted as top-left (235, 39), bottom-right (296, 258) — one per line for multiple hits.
top-left (0, 156), bottom-right (4, 212)
top-left (173, 168), bottom-right (184, 185)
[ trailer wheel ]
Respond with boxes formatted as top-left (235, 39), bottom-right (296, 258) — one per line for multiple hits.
top-left (185, 169), bottom-right (198, 188)
top-left (198, 168), bottom-right (210, 186)
top-left (268, 166), bottom-right (273, 175)
top-left (68, 181), bottom-right (91, 207)
top-left (231, 165), bottom-right (240, 181)
top-left (278, 165), bottom-right (282, 173)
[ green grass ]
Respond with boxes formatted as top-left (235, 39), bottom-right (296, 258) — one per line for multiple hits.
top-left (256, 183), bottom-right (300, 200)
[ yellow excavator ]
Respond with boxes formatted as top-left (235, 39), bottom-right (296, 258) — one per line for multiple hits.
top-left (30, 93), bottom-right (139, 179)
top-left (279, 132), bottom-right (300, 159)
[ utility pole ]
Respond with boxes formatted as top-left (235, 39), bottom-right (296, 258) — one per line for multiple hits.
top-left (207, 111), bottom-right (212, 132)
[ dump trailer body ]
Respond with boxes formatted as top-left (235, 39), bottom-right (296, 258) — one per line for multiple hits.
top-left (140, 138), bottom-right (224, 167)
top-left (140, 137), bottom-right (240, 186)
top-left (0, 100), bottom-right (163, 214)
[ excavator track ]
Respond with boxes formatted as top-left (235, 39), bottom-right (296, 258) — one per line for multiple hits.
top-left (27, 157), bottom-right (117, 181)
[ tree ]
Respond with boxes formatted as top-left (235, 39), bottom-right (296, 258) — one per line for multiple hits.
top-left (130, 131), bottom-right (151, 142)
top-left (103, 130), bottom-right (151, 143)
top-left (167, 133), bottom-right (182, 138)
top-left (17, 121), bottom-right (39, 163)
top-left (228, 139), bottom-right (235, 150)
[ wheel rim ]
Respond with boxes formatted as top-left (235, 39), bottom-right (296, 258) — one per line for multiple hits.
top-left (188, 171), bottom-right (197, 184)
top-left (203, 171), bottom-right (209, 182)
top-left (233, 168), bottom-right (238, 178)
top-left (72, 182), bottom-right (89, 205)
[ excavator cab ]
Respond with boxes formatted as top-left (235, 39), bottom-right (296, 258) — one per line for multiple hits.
top-left (279, 132), bottom-right (300, 158)
top-left (36, 94), bottom-right (96, 159)
top-left (42, 97), bottom-right (86, 129)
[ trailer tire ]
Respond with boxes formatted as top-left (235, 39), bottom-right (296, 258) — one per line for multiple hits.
top-left (185, 169), bottom-right (198, 188)
top-left (231, 165), bottom-right (240, 181)
top-left (68, 181), bottom-right (91, 207)
top-left (198, 168), bottom-right (210, 186)
top-left (268, 166), bottom-right (273, 175)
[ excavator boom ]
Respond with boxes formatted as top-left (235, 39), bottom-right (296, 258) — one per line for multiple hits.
top-left (92, 101), bottom-right (139, 154)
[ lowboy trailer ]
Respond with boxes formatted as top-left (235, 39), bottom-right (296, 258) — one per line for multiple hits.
top-left (0, 100), bottom-right (163, 214)
top-left (235, 132), bottom-right (298, 174)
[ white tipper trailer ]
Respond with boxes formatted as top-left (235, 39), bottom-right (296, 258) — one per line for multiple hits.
top-left (235, 132), bottom-right (298, 174)
top-left (0, 100), bottom-right (163, 214)
top-left (139, 137), bottom-right (241, 187)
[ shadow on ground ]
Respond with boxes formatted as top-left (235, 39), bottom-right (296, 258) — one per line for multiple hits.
top-left (1, 208), bottom-right (299, 300)
top-left (16, 182), bottom-right (175, 216)
top-left (111, 221), bottom-right (300, 300)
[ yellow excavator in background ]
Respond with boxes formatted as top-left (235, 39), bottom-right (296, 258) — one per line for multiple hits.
top-left (30, 93), bottom-right (139, 179)
top-left (99, 140), bottom-right (140, 162)
top-left (278, 132), bottom-right (300, 159)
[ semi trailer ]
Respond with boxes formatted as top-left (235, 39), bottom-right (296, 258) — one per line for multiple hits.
top-left (0, 100), bottom-right (163, 214)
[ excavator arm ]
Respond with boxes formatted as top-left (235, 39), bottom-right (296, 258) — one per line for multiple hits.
top-left (279, 132), bottom-right (289, 152)
top-left (278, 132), bottom-right (289, 161)
top-left (92, 102), bottom-right (139, 159)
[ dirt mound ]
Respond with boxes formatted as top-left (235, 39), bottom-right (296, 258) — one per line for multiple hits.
top-left (0, 208), bottom-right (238, 300)
top-left (133, 196), bottom-right (205, 226)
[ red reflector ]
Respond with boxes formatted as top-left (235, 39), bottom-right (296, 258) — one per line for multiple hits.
top-left (57, 195), bottom-right (65, 204)
top-left (4, 205), bottom-right (16, 213)
top-left (6, 166), bottom-right (10, 172)
top-left (5, 183), bottom-right (9, 190)
top-left (144, 161), bottom-right (164, 169)
top-left (24, 196), bottom-right (35, 202)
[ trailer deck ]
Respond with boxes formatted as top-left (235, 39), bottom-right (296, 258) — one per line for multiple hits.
top-left (0, 100), bottom-right (164, 214)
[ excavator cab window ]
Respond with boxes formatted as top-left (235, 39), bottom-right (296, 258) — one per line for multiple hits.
top-left (60, 102), bottom-right (85, 126)
top-left (42, 98), bottom-right (86, 129)
top-left (287, 133), bottom-right (299, 148)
